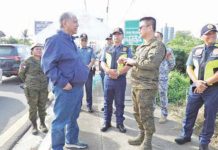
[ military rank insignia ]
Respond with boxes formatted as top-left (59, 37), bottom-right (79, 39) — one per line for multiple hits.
top-left (212, 48), bottom-right (218, 55)
top-left (194, 48), bottom-right (203, 56)
top-left (207, 24), bottom-right (213, 29)
top-left (123, 47), bottom-right (128, 51)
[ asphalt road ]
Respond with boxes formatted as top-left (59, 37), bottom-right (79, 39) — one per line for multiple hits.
top-left (0, 76), bottom-right (28, 135)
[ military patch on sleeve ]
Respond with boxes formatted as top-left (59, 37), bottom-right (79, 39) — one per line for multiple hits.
top-left (20, 64), bottom-right (26, 70)
top-left (212, 48), bottom-right (218, 55)
top-left (194, 48), bottom-right (203, 56)
top-left (123, 46), bottom-right (128, 51)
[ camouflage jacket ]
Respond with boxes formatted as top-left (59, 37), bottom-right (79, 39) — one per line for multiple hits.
top-left (19, 56), bottom-right (48, 90)
top-left (131, 38), bottom-right (166, 89)
top-left (159, 48), bottom-right (175, 80)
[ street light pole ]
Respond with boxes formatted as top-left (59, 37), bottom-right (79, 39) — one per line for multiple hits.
top-left (106, 0), bottom-right (109, 25)
top-left (84, 0), bottom-right (87, 13)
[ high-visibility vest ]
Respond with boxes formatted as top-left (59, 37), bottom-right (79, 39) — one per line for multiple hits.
top-left (105, 45), bottom-right (129, 72)
top-left (192, 43), bottom-right (218, 85)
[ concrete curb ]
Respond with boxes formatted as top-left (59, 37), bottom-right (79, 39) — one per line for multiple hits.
top-left (0, 95), bottom-right (54, 150)
top-left (0, 111), bottom-right (30, 150)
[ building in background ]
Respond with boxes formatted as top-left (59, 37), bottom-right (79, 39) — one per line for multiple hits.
top-left (161, 24), bottom-right (175, 44)
top-left (0, 31), bottom-right (5, 37)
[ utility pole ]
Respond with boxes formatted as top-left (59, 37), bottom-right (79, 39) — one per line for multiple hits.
top-left (106, 0), bottom-right (109, 25)
top-left (84, 0), bottom-right (87, 13)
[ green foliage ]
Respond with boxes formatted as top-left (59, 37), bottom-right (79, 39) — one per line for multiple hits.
top-left (0, 36), bottom-right (32, 45)
top-left (167, 31), bottom-right (203, 73)
top-left (168, 31), bottom-right (203, 53)
top-left (168, 70), bottom-right (190, 104)
top-left (173, 49), bottom-right (188, 73)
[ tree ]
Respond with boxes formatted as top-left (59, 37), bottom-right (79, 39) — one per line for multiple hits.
top-left (167, 31), bottom-right (203, 73)
top-left (0, 36), bottom-right (31, 45)
top-left (168, 31), bottom-right (203, 53)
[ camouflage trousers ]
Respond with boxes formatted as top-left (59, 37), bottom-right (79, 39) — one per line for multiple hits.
top-left (132, 88), bottom-right (157, 136)
top-left (24, 88), bottom-right (48, 123)
top-left (158, 79), bottom-right (169, 117)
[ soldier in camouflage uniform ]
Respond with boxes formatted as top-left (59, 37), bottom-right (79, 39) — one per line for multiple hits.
top-left (120, 17), bottom-right (166, 150)
top-left (19, 43), bottom-right (48, 135)
top-left (155, 32), bottom-right (175, 124)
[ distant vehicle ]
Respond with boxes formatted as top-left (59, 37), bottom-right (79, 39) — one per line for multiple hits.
top-left (0, 44), bottom-right (30, 77)
top-left (0, 68), bottom-right (2, 83)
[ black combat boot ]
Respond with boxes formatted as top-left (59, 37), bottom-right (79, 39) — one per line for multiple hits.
top-left (199, 144), bottom-right (209, 150)
top-left (39, 117), bottom-right (48, 133)
top-left (175, 136), bottom-right (191, 145)
top-left (101, 122), bottom-right (112, 132)
top-left (31, 121), bottom-right (38, 135)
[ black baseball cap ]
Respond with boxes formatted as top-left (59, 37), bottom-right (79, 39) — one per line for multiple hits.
top-left (201, 24), bottom-right (217, 36)
top-left (80, 33), bottom-right (88, 40)
top-left (105, 34), bottom-right (112, 40)
top-left (112, 27), bottom-right (124, 35)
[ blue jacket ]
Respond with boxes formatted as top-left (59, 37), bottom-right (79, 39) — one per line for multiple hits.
top-left (41, 30), bottom-right (89, 88)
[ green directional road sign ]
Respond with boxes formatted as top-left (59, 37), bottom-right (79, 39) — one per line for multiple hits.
top-left (124, 20), bottom-right (143, 46)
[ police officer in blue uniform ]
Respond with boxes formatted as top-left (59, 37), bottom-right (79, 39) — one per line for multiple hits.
top-left (175, 24), bottom-right (218, 150)
top-left (100, 27), bottom-right (132, 133)
top-left (100, 34), bottom-right (113, 111)
top-left (78, 33), bottom-right (96, 113)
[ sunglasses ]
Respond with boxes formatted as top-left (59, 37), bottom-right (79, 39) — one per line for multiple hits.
top-left (139, 25), bottom-right (150, 30)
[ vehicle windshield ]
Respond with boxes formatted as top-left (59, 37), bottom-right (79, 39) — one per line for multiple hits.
top-left (17, 46), bottom-right (30, 59)
top-left (0, 46), bottom-right (17, 57)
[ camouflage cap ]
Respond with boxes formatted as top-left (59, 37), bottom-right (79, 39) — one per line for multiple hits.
top-left (30, 43), bottom-right (43, 50)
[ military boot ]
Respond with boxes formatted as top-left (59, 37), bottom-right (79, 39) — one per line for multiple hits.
top-left (128, 131), bottom-right (144, 145)
top-left (39, 117), bottom-right (48, 133)
top-left (31, 121), bottom-right (38, 135)
top-left (199, 144), bottom-right (209, 150)
top-left (139, 133), bottom-right (152, 150)
top-left (159, 115), bottom-right (167, 124)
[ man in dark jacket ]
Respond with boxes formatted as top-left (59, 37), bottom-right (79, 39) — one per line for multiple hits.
top-left (41, 12), bottom-right (89, 150)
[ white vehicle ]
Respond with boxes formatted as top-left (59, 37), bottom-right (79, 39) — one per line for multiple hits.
top-left (0, 68), bottom-right (2, 84)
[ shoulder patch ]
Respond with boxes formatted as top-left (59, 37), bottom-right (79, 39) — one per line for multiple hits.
top-left (20, 64), bottom-right (26, 69)
top-left (212, 48), bottom-right (218, 55)
top-left (194, 48), bottom-right (203, 56)
top-left (122, 46), bottom-right (128, 51)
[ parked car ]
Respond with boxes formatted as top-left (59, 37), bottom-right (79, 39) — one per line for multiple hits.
top-left (0, 44), bottom-right (30, 77)
top-left (0, 67), bottom-right (2, 84)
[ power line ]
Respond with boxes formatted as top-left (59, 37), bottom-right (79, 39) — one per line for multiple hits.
top-left (119, 0), bottom-right (136, 25)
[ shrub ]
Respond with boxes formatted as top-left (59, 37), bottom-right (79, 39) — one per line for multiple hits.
top-left (173, 49), bottom-right (189, 73)
top-left (168, 70), bottom-right (190, 104)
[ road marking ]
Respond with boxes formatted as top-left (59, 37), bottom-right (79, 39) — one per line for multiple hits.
top-left (0, 111), bottom-right (28, 147)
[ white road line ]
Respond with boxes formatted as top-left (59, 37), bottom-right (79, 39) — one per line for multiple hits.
top-left (0, 112), bottom-right (28, 147)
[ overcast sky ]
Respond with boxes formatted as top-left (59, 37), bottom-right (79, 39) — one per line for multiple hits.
top-left (0, 0), bottom-right (217, 38)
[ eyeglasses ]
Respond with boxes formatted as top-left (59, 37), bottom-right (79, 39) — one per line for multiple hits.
top-left (139, 25), bottom-right (150, 30)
